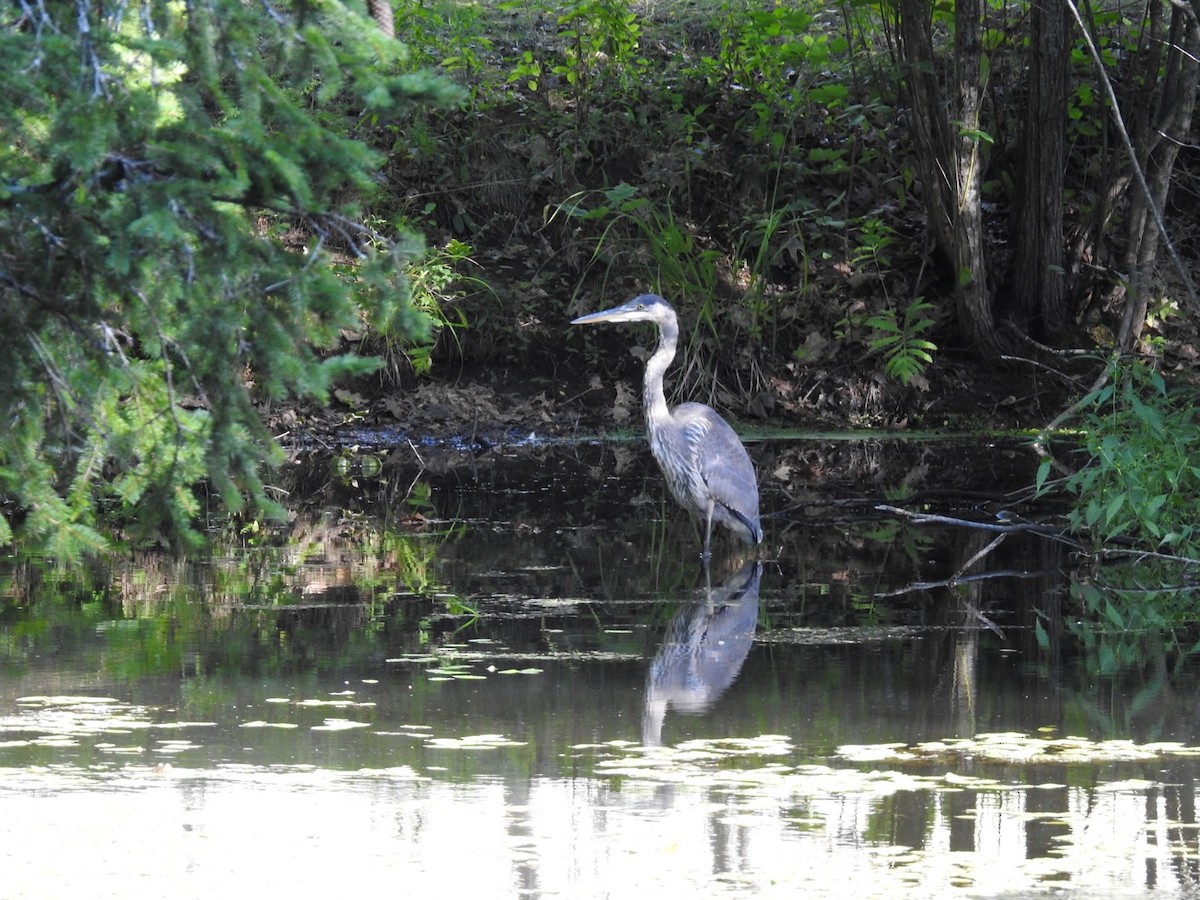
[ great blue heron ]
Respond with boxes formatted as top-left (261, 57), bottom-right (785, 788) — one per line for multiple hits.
top-left (571, 293), bottom-right (763, 558)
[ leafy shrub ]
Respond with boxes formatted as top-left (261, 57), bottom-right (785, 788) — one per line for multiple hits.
top-left (1047, 361), bottom-right (1200, 553)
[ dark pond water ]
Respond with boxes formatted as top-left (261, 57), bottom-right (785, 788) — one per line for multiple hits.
top-left (4, 436), bottom-right (1200, 898)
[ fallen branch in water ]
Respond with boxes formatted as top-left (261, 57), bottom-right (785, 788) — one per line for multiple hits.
top-left (876, 504), bottom-right (1081, 545)
top-left (874, 504), bottom-right (1086, 631)
top-left (875, 567), bottom-right (1063, 638)
top-left (1093, 547), bottom-right (1200, 567)
top-left (874, 567), bottom-right (1063, 595)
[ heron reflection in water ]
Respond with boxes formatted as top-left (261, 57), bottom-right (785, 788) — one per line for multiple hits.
top-left (571, 294), bottom-right (763, 560)
top-left (642, 560), bottom-right (763, 747)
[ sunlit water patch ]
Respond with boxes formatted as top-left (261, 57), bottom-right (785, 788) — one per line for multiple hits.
top-left (4, 736), bottom-right (1200, 898)
top-left (5, 690), bottom-right (1200, 897)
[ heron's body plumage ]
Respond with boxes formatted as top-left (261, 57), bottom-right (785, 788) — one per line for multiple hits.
top-left (650, 403), bottom-right (762, 546)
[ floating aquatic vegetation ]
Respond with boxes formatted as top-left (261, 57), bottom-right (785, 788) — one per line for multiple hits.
top-left (1092, 778), bottom-right (1158, 792)
top-left (588, 735), bottom-right (800, 784)
top-left (592, 748), bottom-right (945, 798)
top-left (353, 765), bottom-right (429, 781)
top-left (95, 743), bottom-right (145, 754)
top-left (570, 739), bottom-right (639, 750)
top-left (679, 735), bottom-right (794, 756)
top-left (838, 742), bottom-right (916, 762)
top-left (836, 732), bottom-right (1200, 765)
top-left (525, 598), bottom-right (584, 609)
top-left (424, 733), bottom-right (527, 750)
top-left (1, 696), bottom-right (216, 742)
top-left (757, 625), bottom-right (932, 645)
top-left (385, 655), bottom-right (440, 664)
top-left (310, 719), bottom-right (372, 732)
top-left (16, 696), bottom-right (121, 706)
top-left (373, 724), bottom-right (433, 737)
top-left (430, 648), bottom-right (640, 663)
top-left (575, 731), bottom-right (1200, 802)
top-left (154, 740), bottom-right (199, 754)
top-left (422, 662), bottom-right (488, 682)
top-left (294, 698), bottom-right (376, 708)
top-left (942, 771), bottom-right (1007, 789)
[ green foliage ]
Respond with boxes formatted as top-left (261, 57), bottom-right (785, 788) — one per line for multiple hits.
top-left (375, 238), bottom-right (478, 378)
top-left (553, 0), bottom-right (644, 89)
top-left (554, 183), bottom-right (722, 305)
top-left (1058, 361), bottom-right (1200, 554)
top-left (851, 215), bottom-right (897, 273)
top-left (710, 4), bottom-right (852, 149)
top-left (509, 51), bottom-right (544, 93)
top-left (863, 300), bottom-right (938, 386)
top-left (371, 0), bottom-right (1193, 397)
top-left (383, 0), bottom-right (906, 380)
top-left (395, 0), bottom-right (494, 94)
top-left (502, 0), bottom-right (649, 129)
top-left (555, 182), bottom-right (763, 396)
top-left (0, 0), bottom-right (461, 554)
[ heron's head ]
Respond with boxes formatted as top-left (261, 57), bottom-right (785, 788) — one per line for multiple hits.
top-left (570, 293), bottom-right (677, 329)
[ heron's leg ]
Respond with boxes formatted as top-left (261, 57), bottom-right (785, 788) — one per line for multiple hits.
top-left (702, 499), bottom-right (714, 562)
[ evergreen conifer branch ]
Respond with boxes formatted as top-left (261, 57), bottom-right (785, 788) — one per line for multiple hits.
top-left (0, 0), bottom-right (460, 554)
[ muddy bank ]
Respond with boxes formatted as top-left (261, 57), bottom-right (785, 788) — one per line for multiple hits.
top-left (272, 352), bottom-right (1076, 462)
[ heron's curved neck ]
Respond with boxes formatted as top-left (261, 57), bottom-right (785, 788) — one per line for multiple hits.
top-left (644, 313), bottom-right (678, 431)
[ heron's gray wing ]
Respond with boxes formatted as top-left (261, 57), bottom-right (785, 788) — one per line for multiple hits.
top-left (677, 403), bottom-right (762, 542)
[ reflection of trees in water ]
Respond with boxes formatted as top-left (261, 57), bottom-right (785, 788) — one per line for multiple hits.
top-left (856, 763), bottom-right (1200, 893)
top-left (641, 561), bottom-right (762, 747)
top-left (766, 436), bottom-right (1044, 627)
top-left (15, 440), bottom-right (1200, 742)
top-left (265, 440), bottom-right (1054, 626)
top-left (767, 438), bottom-right (1035, 501)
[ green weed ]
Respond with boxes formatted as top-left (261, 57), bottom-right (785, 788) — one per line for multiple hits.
top-left (862, 299), bottom-right (937, 386)
top-left (553, 183), bottom-right (722, 305)
top-left (360, 236), bottom-right (480, 382)
top-left (1053, 361), bottom-right (1200, 554)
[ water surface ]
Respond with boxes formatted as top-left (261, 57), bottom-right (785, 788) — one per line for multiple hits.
top-left (3, 437), bottom-right (1200, 898)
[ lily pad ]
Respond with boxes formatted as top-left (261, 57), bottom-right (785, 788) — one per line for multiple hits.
top-left (311, 719), bottom-right (371, 732)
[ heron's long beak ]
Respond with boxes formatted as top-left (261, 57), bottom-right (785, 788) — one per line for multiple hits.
top-left (570, 301), bottom-right (646, 326)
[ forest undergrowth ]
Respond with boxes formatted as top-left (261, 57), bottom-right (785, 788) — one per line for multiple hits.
top-left (340, 0), bottom-right (1200, 440)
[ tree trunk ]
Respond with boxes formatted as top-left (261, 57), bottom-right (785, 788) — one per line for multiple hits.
top-left (893, 0), bottom-right (1000, 355)
top-left (1115, 2), bottom-right (1200, 350)
top-left (1008, 0), bottom-right (1071, 339)
top-left (950, 0), bottom-right (996, 354)
top-left (893, 0), bottom-right (955, 255)
top-left (367, 0), bottom-right (394, 38)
